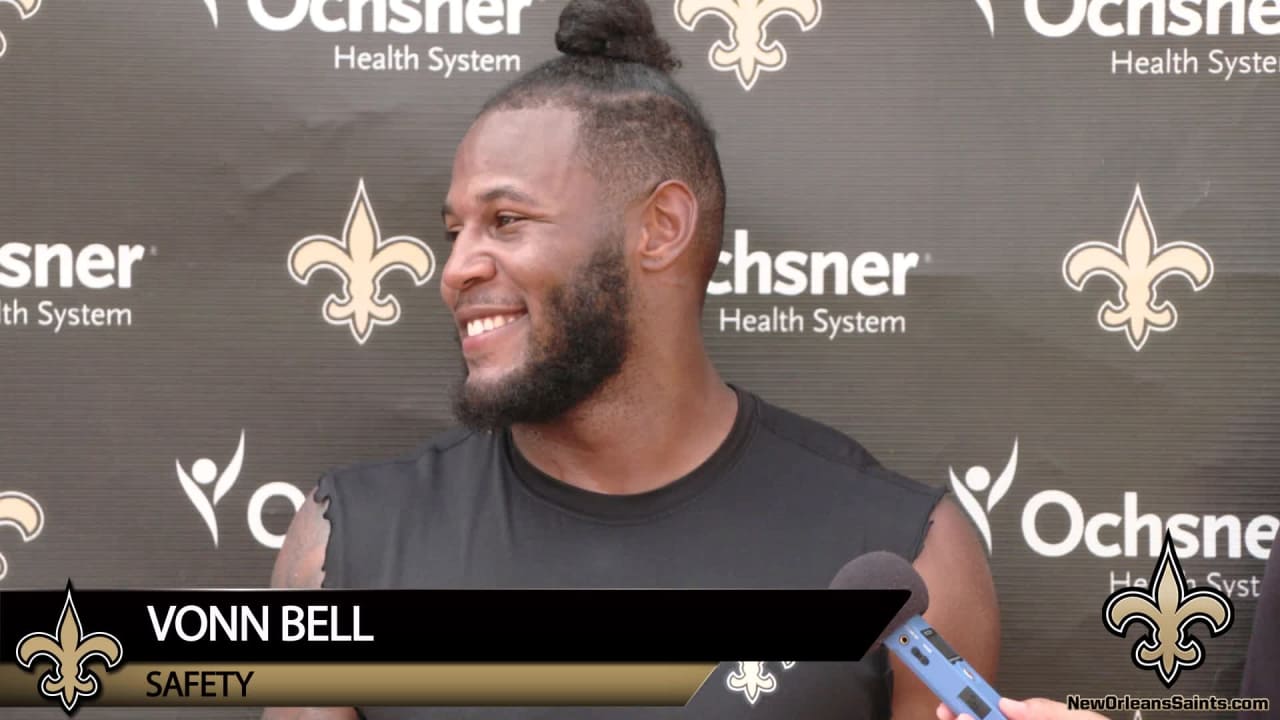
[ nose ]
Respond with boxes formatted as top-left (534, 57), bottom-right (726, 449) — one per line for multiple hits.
top-left (440, 228), bottom-right (498, 300)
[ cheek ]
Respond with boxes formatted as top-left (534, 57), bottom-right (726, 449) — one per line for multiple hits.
top-left (503, 258), bottom-right (569, 313)
top-left (520, 295), bottom-right (553, 343)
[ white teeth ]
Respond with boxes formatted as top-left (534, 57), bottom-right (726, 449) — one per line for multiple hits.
top-left (465, 313), bottom-right (523, 338)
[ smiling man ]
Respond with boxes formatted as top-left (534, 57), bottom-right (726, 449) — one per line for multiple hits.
top-left (263, 1), bottom-right (999, 719)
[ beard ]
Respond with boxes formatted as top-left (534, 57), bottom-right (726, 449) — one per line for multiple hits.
top-left (450, 235), bottom-right (632, 431)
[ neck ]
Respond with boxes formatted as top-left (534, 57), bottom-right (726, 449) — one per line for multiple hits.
top-left (508, 350), bottom-right (739, 496)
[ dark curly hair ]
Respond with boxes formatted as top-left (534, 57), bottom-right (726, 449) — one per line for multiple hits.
top-left (478, 0), bottom-right (727, 288)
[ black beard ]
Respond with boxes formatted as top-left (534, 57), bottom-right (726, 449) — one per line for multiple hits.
top-left (450, 238), bottom-right (631, 431)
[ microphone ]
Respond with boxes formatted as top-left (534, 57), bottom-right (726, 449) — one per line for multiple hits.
top-left (830, 551), bottom-right (1007, 720)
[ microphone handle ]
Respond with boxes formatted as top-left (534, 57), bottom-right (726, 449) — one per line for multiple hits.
top-left (884, 615), bottom-right (1009, 720)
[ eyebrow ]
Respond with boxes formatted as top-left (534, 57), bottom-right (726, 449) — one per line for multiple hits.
top-left (441, 185), bottom-right (540, 220)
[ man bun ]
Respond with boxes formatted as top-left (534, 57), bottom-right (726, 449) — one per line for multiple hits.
top-left (555, 0), bottom-right (681, 73)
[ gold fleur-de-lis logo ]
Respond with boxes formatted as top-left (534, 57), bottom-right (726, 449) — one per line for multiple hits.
top-left (1063, 185), bottom-right (1213, 351)
top-left (1103, 531), bottom-right (1233, 688)
top-left (288, 179), bottom-right (436, 345)
top-left (0, 0), bottom-right (41, 60)
top-left (0, 490), bottom-right (44, 582)
top-left (17, 584), bottom-right (124, 714)
top-left (675, 0), bottom-right (821, 91)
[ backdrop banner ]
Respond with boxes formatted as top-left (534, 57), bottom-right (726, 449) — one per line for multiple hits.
top-left (0, 1), bottom-right (1276, 718)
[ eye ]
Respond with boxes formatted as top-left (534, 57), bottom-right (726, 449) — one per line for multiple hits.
top-left (443, 228), bottom-right (460, 243)
top-left (496, 214), bottom-right (524, 228)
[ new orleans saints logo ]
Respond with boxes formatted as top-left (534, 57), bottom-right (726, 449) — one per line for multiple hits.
top-left (0, 490), bottom-right (44, 581)
top-left (202, 0), bottom-right (218, 27)
top-left (973, 0), bottom-right (994, 35)
top-left (1103, 531), bottom-right (1233, 688)
top-left (1063, 185), bottom-right (1213, 351)
top-left (726, 661), bottom-right (795, 704)
top-left (288, 179), bottom-right (436, 345)
top-left (674, 0), bottom-right (821, 91)
top-left (0, 0), bottom-right (40, 60)
top-left (16, 584), bottom-right (124, 714)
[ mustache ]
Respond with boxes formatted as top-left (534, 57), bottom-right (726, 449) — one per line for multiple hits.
top-left (452, 294), bottom-right (525, 312)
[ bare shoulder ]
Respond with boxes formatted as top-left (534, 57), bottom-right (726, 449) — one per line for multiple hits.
top-left (891, 495), bottom-right (1002, 719)
top-left (270, 485), bottom-right (330, 590)
top-left (915, 495), bottom-right (997, 592)
top-left (912, 496), bottom-right (1000, 640)
top-left (260, 488), bottom-right (359, 719)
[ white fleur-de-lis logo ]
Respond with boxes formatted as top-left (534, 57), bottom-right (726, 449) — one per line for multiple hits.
top-left (973, 0), bottom-right (993, 35)
top-left (0, 0), bottom-right (41, 60)
top-left (948, 439), bottom-right (1017, 554)
top-left (288, 179), bottom-right (436, 345)
top-left (1063, 185), bottom-right (1213, 352)
top-left (202, 0), bottom-right (218, 27)
top-left (675, 0), bottom-right (821, 91)
top-left (726, 661), bottom-right (795, 704)
top-left (0, 490), bottom-right (43, 581)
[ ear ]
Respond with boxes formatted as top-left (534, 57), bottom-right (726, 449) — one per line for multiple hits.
top-left (635, 180), bottom-right (699, 272)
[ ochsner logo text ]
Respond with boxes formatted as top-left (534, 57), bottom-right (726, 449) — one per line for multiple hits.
top-left (1005, 1), bottom-right (1280, 81)
top-left (707, 230), bottom-right (923, 341)
top-left (220, 1), bottom-right (535, 77)
top-left (1024, 0), bottom-right (1280, 37)
top-left (176, 430), bottom-right (307, 550)
top-left (1022, 490), bottom-right (1276, 560)
top-left (708, 230), bottom-right (920, 297)
top-left (244, 0), bottom-right (534, 33)
top-left (946, 443), bottom-right (1276, 567)
top-left (0, 242), bottom-right (149, 333)
top-left (711, 230), bottom-right (921, 340)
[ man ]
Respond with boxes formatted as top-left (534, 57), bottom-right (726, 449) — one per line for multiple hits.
top-left (263, 1), bottom-right (999, 718)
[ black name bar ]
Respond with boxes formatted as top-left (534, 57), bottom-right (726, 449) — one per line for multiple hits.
top-left (0, 587), bottom-right (907, 663)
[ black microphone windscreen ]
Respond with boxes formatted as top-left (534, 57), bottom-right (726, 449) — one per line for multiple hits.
top-left (828, 551), bottom-right (930, 648)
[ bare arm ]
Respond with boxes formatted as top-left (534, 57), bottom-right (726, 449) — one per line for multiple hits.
top-left (891, 496), bottom-right (1002, 720)
top-left (261, 487), bottom-right (360, 720)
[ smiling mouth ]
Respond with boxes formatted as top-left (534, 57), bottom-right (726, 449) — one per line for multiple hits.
top-left (464, 312), bottom-right (528, 338)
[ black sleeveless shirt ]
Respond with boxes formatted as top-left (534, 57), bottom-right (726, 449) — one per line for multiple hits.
top-left (315, 384), bottom-right (946, 720)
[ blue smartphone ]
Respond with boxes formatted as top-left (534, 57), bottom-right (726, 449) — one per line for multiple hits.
top-left (884, 615), bottom-right (1008, 720)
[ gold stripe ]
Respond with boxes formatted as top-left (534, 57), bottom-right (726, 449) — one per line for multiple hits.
top-left (0, 663), bottom-right (717, 707)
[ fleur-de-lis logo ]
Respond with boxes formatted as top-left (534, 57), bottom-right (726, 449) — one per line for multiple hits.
top-left (288, 179), bottom-right (436, 345)
top-left (202, 0), bottom-right (218, 27)
top-left (17, 583), bottom-right (124, 714)
top-left (0, 490), bottom-right (44, 582)
top-left (973, 0), bottom-right (994, 35)
top-left (1103, 531), bottom-right (1233, 688)
top-left (0, 0), bottom-right (41, 60)
top-left (725, 661), bottom-right (795, 704)
top-left (1063, 185), bottom-right (1213, 351)
top-left (675, 0), bottom-right (821, 91)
